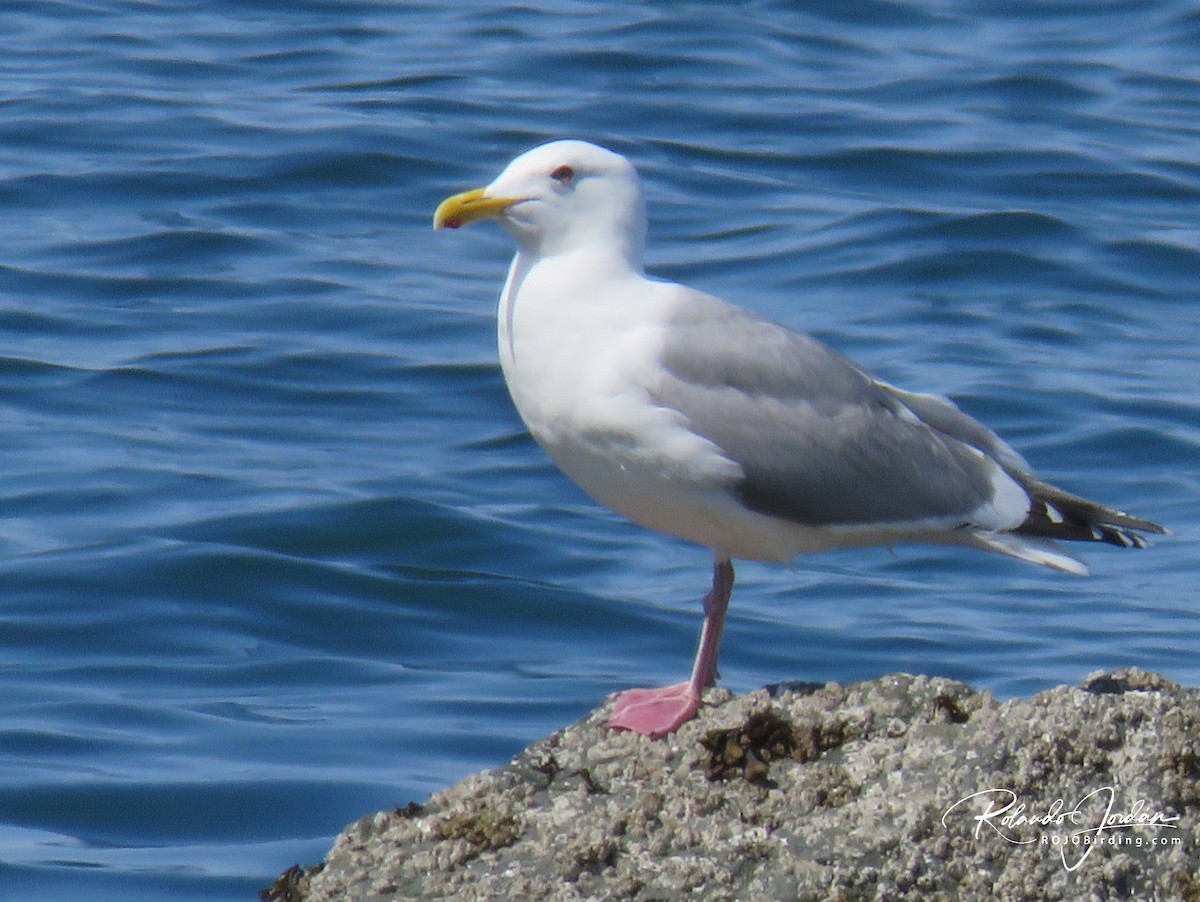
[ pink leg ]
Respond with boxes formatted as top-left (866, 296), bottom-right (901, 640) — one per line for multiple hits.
top-left (607, 557), bottom-right (734, 737)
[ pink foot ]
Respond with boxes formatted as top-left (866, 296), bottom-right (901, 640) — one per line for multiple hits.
top-left (606, 682), bottom-right (700, 737)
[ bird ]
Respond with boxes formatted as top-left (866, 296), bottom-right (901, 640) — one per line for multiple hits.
top-left (432, 139), bottom-right (1167, 738)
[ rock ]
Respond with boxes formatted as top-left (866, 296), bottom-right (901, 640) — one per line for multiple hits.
top-left (272, 669), bottom-right (1200, 901)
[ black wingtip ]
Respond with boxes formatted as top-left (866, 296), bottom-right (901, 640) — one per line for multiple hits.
top-left (1016, 489), bottom-right (1167, 549)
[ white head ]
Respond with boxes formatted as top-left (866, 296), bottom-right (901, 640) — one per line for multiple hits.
top-left (434, 140), bottom-right (647, 266)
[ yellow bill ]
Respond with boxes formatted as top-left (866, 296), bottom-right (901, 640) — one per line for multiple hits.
top-left (432, 187), bottom-right (520, 230)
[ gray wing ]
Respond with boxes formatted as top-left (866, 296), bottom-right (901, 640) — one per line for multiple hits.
top-left (650, 292), bottom-right (1008, 529)
top-left (871, 380), bottom-right (1030, 474)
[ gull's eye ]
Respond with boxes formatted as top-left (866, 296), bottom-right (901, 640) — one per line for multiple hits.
top-left (550, 164), bottom-right (575, 184)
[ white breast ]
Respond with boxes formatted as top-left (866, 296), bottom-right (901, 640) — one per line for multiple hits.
top-left (495, 251), bottom-right (767, 550)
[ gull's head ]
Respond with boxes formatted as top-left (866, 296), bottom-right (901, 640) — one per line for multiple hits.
top-left (433, 140), bottom-right (646, 263)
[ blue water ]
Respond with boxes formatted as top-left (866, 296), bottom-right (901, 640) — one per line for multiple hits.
top-left (0, 1), bottom-right (1197, 899)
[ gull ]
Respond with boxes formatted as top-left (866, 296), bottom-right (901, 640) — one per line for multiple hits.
top-left (432, 139), bottom-right (1166, 738)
